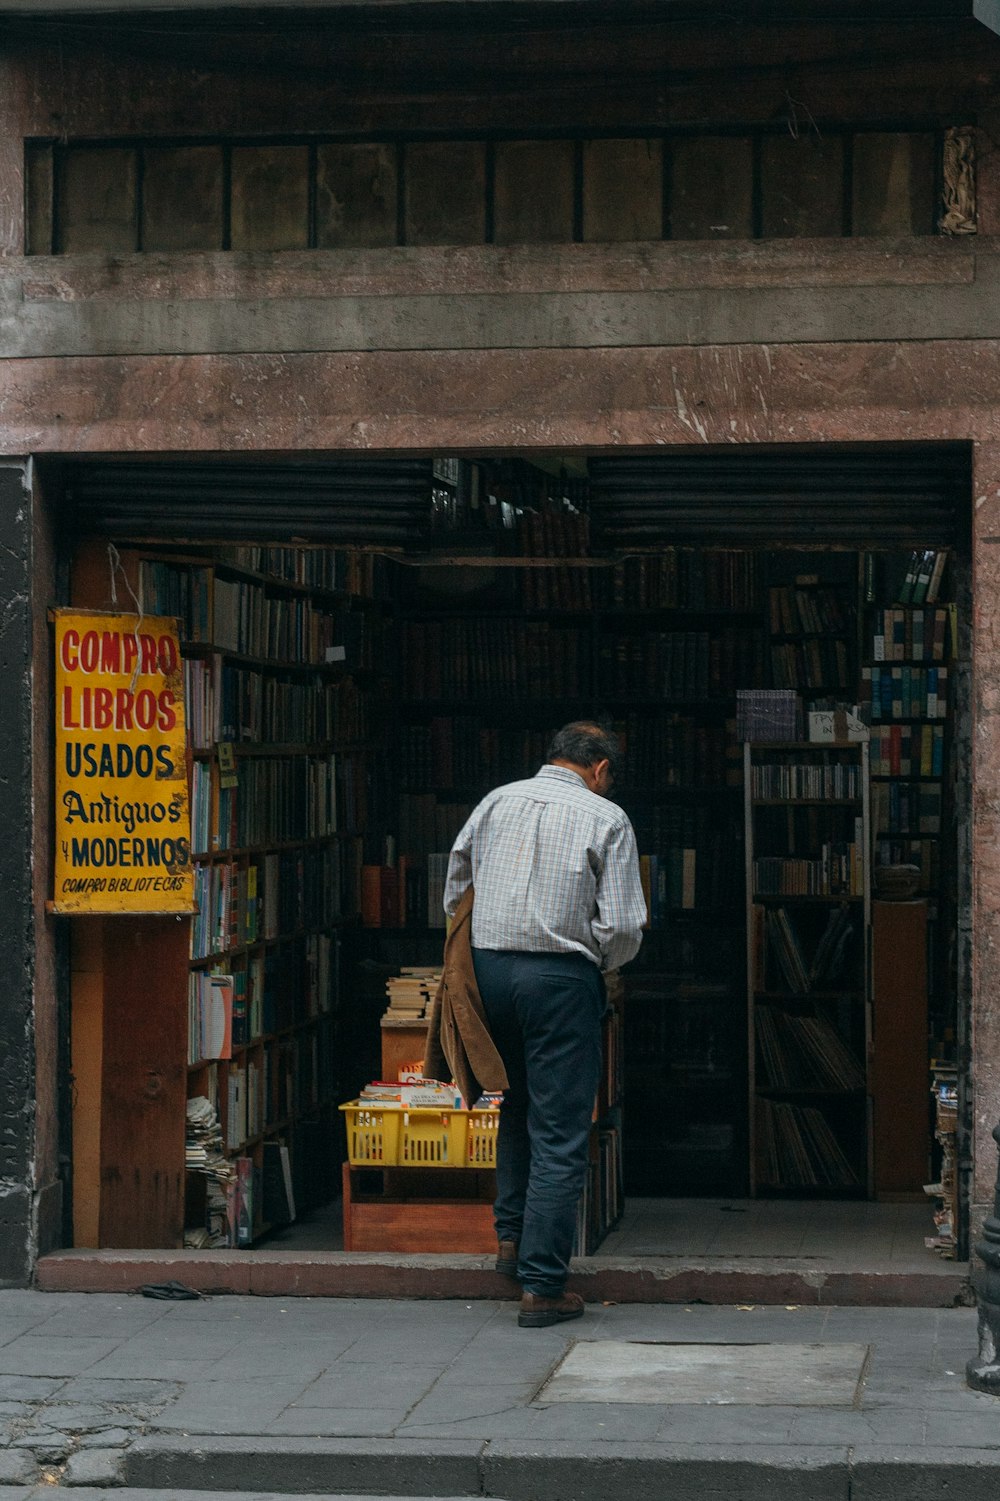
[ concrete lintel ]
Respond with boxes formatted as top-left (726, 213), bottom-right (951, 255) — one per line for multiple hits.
top-left (4, 270), bottom-right (1000, 361)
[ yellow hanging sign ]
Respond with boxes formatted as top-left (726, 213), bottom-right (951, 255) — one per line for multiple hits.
top-left (52, 609), bottom-right (195, 914)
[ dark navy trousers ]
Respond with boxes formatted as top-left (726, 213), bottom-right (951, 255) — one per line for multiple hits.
top-left (472, 948), bottom-right (604, 1298)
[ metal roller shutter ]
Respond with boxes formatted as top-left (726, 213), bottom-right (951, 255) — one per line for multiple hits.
top-left (62, 460), bottom-right (434, 546)
top-left (588, 445), bottom-right (969, 549)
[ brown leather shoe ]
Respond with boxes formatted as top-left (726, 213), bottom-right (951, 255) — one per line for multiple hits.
top-left (495, 1239), bottom-right (519, 1279)
top-left (518, 1290), bottom-right (585, 1328)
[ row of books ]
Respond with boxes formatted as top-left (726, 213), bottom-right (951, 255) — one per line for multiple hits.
top-left (226, 1061), bottom-right (263, 1149)
top-left (770, 639), bottom-right (852, 692)
top-left (571, 1127), bottom-right (621, 1256)
top-left (399, 720), bottom-right (548, 794)
top-left (897, 548), bottom-right (948, 605)
top-left (232, 935), bottom-right (337, 1044)
top-left (640, 850), bottom-right (697, 919)
top-left (750, 759), bottom-right (861, 800)
top-left (599, 629), bottom-right (766, 700)
top-left (224, 1029), bottom-right (336, 1150)
top-left (874, 838), bottom-right (940, 891)
top-left (142, 558), bottom-right (388, 664)
top-left (190, 846), bottom-right (344, 959)
top-left (216, 935), bottom-right (338, 1044)
top-left (187, 972), bottom-right (235, 1065)
top-left (755, 1007), bottom-right (865, 1092)
top-left (758, 904), bottom-right (856, 994)
top-left (868, 724), bottom-right (945, 778)
top-left (635, 830), bottom-right (741, 916)
top-left (519, 566), bottom-right (593, 611)
top-left (755, 1099), bottom-right (860, 1188)
top-left (870, 607), bottom-right (952, 663)
top-left (516, 503), bottom-right (590, 558)
top-left (214, 546), bottom-right (392, 599)
top-left (768, 585), bottom-right (852, 636)
top-left (599, 996), bottom-right (624, 1117)
top-left (402, 621), bottom-right (590, 700)
top-left (361, 860), bottom-right (426, 928)
top-left (862, 666), bottom-right (949, 720)
top-left (753, 846), bottom-right (862, 897)
top-left (190, 754), bottom-right (341, 854)
top-left (185, 656), bottom-right (372, 749)
top-left (871, 780), bottom-right (942, 836)
top-left (618, 713), bottom-right (740, 791)
top-left (753, 806), bottom-right (861, 868)
top-left (398, 795), bottom-right (475, 861)
top-left (212, 581), bottom-right (387, 666)
top-left (608, 550), bottom-right (761, 613)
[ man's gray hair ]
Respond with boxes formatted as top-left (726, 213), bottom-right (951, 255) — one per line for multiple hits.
top-left (547, 721), bottom-right (622, 777)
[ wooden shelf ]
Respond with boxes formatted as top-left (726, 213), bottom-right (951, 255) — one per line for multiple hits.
top-left (184, 643), bottom-right (387, 678)
top-left (192, 833), bottom-right (353, 860)
top-left (751, 893), bottom-right (864, 903)
top-left (751, 797), bottom-right (862, 806)
top-left (756, 1086), bottom-right (867, 1099)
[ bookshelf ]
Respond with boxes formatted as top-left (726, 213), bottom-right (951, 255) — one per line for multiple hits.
top-left (862, 548), bottom-right (954, 1216)
top-left (862, 549), bottom-right (952, 904)
top-left (387, 539), bottom-right (765, 1202)
top-left (139, 545), bottom-right (393, 1247)
top-left (745, 740), bottom-right (872, 1197)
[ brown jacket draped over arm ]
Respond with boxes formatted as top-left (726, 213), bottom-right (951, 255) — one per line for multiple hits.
top-left (424, 887), bottom-right (509, 1107)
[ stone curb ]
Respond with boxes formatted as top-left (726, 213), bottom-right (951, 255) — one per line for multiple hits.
top-left (482, 1440), bottom-right (851, 1500)
top-left (117, 1436), bottom-right (1000, 1501)
top-left (123, 1436), bottom-right (483, 1496)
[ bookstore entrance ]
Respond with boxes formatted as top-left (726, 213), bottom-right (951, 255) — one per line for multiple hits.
top-left (55, 443), bottom-right (971, 1293)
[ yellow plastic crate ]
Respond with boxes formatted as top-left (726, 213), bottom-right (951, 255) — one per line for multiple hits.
top-left (466, 1108), bottom-right (500, 1168)
top-left (340, 1102), bottom-right (467, 1167)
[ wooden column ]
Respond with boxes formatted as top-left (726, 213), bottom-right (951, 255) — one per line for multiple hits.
top-left (871, 899), bottom-right (930, 1196)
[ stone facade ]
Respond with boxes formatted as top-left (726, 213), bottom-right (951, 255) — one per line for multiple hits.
top-left (2, 6), bottom-right (1000, 1281)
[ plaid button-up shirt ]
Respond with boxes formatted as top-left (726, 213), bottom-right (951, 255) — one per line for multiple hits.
top-left (443, 764), bottom-right (646, 971)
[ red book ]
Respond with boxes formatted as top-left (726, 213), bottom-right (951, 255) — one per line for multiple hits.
top-left (890, 725), bottom-right (902, 776)
top-left (380, 865), bottom-right (399, 928)
top-left (361, 864), bottom-right (382, 927)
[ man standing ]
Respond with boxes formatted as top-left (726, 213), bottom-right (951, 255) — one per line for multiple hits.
top-left (444, 721), bottom-right (646, 1328)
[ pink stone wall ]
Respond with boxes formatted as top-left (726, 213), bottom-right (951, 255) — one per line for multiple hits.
top-left (973, 443), bottom-right (1000, 1235)
top-left (0, 340), bottom-right (998, 456)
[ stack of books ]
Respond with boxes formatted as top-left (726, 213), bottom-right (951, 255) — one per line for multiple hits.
top-left (385, 966), bottom-right (441, 1019)
top-left (359, 1079), bottom-right (461, 1108)
top-left (737, 689), bottom-right (801, 742)
top-left (184, 1094), bottom-right (232, 1249)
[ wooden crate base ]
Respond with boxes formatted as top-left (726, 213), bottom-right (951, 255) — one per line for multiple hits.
top-left (342, 1162), bottom-right (496, 1253)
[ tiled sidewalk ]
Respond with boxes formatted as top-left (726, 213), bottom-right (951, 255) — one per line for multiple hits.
top-left (0, 1291), bottom-right (996, 1497)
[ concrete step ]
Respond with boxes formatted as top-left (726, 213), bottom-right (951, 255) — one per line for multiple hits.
top-left (35, 1249), bottom-right (973, 1308)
